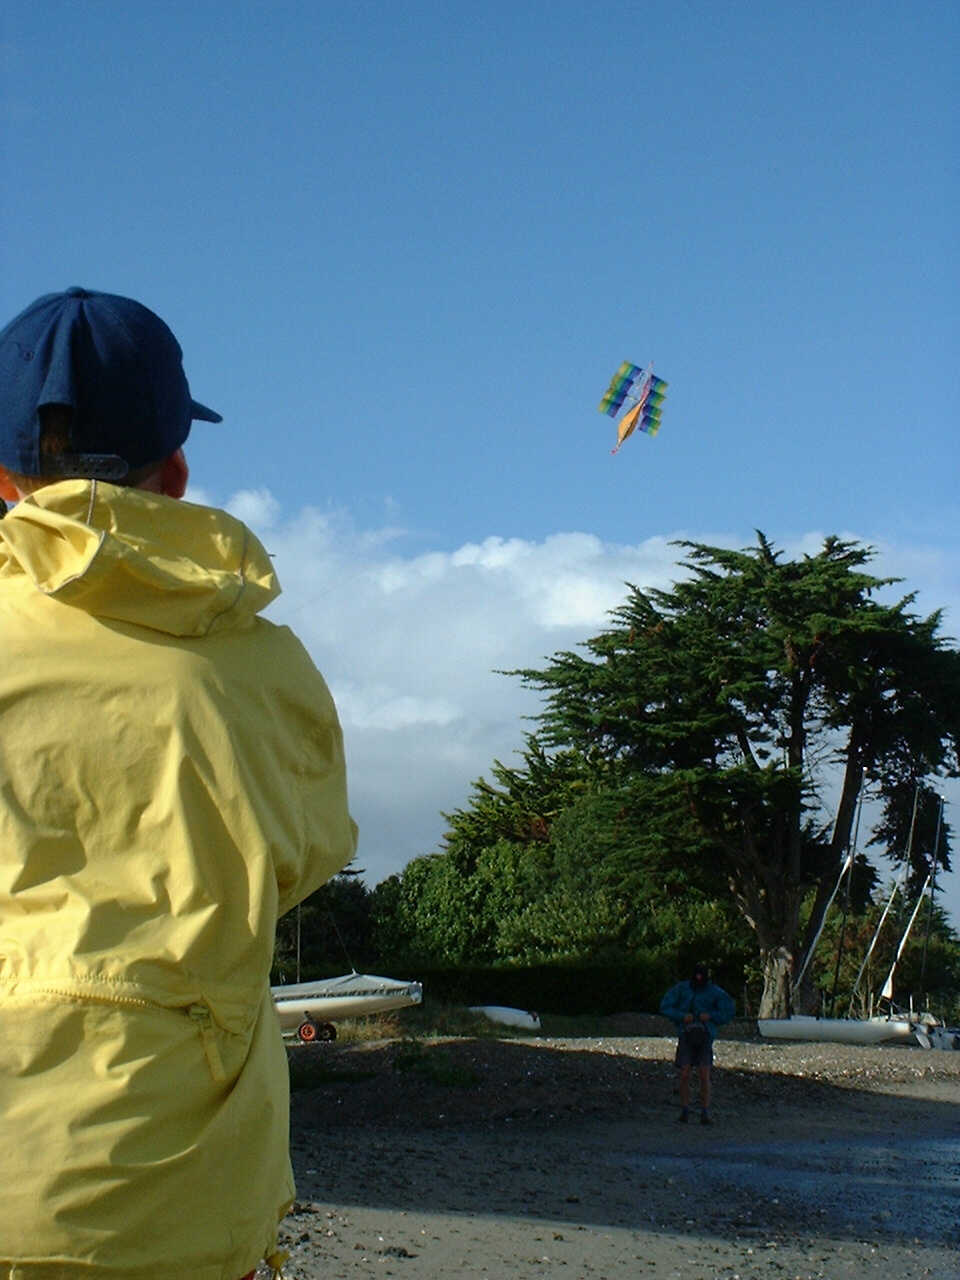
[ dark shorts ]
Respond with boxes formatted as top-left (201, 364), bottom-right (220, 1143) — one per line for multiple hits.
top-left (675, 1025), bottom-right (713, 1068)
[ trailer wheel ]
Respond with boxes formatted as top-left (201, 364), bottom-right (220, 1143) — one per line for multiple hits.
top-left (318, 1022), bottom-right (337, 1042)
top-left (298, 1019), bottom-right (319, 1043)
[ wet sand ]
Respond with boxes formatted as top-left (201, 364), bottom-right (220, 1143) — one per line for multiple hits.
top-left (263, 1030), bottom-right (960, 1279)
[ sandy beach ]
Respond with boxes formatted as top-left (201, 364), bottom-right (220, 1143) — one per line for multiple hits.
top-left (262, 1021), bottom-right (960, 1280)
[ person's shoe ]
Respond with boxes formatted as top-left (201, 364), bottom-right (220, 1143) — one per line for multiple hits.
top-left (676, 1108), bottom-right (689, 1123)
top-left (700, 1110), bottom-right (711, 1125)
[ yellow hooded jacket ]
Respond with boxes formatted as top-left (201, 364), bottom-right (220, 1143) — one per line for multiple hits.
top-left (0, 481), bottom-right (357, 1280)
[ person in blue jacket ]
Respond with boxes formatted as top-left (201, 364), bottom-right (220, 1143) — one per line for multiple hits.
top-left (660, 961), bottom-right (735, 1125)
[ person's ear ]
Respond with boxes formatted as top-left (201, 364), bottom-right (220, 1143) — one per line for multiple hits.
top-left (0, 467), bottom-right (22, 502)
top-left (160, 449), bottom-right (189, 499)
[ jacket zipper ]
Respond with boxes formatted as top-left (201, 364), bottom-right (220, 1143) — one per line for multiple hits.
top-left (4, 984), bottom-right (228, 1083)
top-left (188, 1003), bottom-right (227, 1082)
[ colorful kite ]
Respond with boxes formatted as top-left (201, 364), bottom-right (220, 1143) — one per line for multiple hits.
top-left (598, 360), bottom-right (668, 453)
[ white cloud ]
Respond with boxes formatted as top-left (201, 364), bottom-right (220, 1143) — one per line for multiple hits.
top-left (225, 488), bottom-right (281, 530)
top-left (245, 506), bottom-right (691, 884)
top-left (216, 491), bottom-right (960, 926)
top-left (184, 483), bottom-right (215, 508)
top-left (335, 685), bottom-right (461, 732)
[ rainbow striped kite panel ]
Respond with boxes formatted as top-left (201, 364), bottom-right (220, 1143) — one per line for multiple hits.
top-left (598, 360), bottom-right (669, 453)
top-left (598, 361), bottom-right (647, 417)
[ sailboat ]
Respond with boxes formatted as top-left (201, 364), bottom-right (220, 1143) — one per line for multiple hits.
top-left (271, 900), bottom-right (423, 1042)
top-left (758, 864), bottom-right (934, 1045)
top-left (272, 971), bottom-right (423, 1042)
top-left (759, 789), bottom-right (957, 1048)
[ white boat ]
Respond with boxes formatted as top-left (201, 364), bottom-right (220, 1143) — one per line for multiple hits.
top-left (757, 1013), bottom-right (918, 1045)
top-left (272, 971), bottom-right (422, 1042)
top-left (469, 1005), bottom-right (541, 1031)
top-left (770, 788), bottom-right (955, 1050)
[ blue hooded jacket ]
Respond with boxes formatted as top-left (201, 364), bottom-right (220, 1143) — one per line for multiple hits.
top-left (660, 979), bottom-right (735, 1042)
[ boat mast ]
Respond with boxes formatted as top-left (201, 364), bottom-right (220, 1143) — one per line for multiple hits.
top-left (879, 788), bottom-right (944, 1004)
top-left (828, 779), bottom-right (867, 1015)
top-left (880, 876), bottom-right (930, 1002)
top-left (791, 851), bottom-right (853, 999)
top-left (848, 873), bottom-right (902, 1016)
top-left (792, 770), bottom-right (865, 1003)
top-left (919, 794), bottom-right (945, 987)
top-left (847, 782), bottom-right (921, 1015)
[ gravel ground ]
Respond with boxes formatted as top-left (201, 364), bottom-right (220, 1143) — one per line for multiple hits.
top-left (286, 1018), bottom-right (960, 1131)
top-left (263, 1021), bottom-right (960, 1280)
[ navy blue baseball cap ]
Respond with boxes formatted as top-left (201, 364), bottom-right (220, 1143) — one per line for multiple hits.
top-left (0, 287), bottom-right (221, 480)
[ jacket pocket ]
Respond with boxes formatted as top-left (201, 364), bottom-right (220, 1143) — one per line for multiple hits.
top-left (0, 979), bottom-right (250, 1085)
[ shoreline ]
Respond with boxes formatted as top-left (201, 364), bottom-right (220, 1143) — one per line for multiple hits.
top-left (259, 1033), bottom-right (960, 1278)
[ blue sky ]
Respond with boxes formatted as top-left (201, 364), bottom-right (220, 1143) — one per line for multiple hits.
top-left (3, 3), bottom-right (959, 939)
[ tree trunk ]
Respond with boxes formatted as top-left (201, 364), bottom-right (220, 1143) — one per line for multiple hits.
top-left (757, 944), bottom-right (793, 1019)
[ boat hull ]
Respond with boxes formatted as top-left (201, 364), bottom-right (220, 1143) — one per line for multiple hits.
top-left (757, 1015), bottom-right (916, 1045)
top-left (272, 973), bottom-right (422, 1033)
top-left (469, 1005), bottom-right (541, 1030)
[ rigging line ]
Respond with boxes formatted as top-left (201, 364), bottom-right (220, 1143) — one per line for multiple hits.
top-left (905, 782), bottom-right (922, 877)
top-left (828, 771), bottom-right (865, 1015)
top-left (792, 769), bottom-right (864, 999)
top-left (847, 868), bottom-right (904, 1016)
top-left (293, 903), bottom-right (357, 978)
top-left (880, 869), bottom-right (931, 1001)
top-left (792, 848), bottom-right (853, 998)
top-left (326, 909), bottom-right (356, 974)
top-left (919, 793), bottom-right (945, 987)
top-left (876, 781), bottom-right (923, 1003)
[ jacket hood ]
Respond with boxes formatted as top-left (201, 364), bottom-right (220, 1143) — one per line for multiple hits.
top-left (0, 479), bottom-right (280, 636)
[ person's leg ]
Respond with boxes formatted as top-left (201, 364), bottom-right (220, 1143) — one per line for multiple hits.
top-left (698, 1064), bottom-right (711, 1111)
top-left (674, 1033), bottom-right (695, 1119)
top-left (676, 1063), bottom-right (692, 1119)
top-left (698, 1034), bottom-right (715, 1122)
top-left (678, 1064), bottom-right (692, 1106)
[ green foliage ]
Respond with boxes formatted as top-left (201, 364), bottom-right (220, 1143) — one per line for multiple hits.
top-left (808, 885), bottom-right (960, 1022)
top-left (368, 840), bottom-right (533, 968)
top-left (443, 738), bottom-right (604, 854)
top-left (868, 783), bottom-right (952, 895)
top-left (273, 866), bottom-right (372, 984)
top-left (496, 883), bottom-right (631, 965)
top-left (506, 535), bottom-right (960, 1015)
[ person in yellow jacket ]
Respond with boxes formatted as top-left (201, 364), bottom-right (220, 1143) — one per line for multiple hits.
top-left (0, 288), bottom-right (358, 1280)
